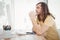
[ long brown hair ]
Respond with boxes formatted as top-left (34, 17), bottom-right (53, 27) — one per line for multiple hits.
top-left (36, 2), bottom-right (55, 22)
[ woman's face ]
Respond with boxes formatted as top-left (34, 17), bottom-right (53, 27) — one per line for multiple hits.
top-left (36, 4), bottom-right (42, 15)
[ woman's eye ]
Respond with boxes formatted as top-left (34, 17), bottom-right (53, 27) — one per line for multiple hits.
top-left (36, 7), bottom-right (39, 9)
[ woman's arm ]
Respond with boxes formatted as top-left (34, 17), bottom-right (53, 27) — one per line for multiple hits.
top-left (29, 12), bottom-right (55, 35)
top-left (29, 12), bottom-right (42, 35)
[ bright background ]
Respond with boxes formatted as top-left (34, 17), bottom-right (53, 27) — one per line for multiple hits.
top-left (0, 0), bottom-right (60, 34)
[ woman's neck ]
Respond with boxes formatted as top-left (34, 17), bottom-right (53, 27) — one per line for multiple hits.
top-left (40, 15), bottom-right (44, 21)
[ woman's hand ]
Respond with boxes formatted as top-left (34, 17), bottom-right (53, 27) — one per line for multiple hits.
top-left (29, 11), bottom-right (42, 35)
top-left (34, 25), bottom-right (42, 35)
top-left (29, 11), bottom-right (36, 20)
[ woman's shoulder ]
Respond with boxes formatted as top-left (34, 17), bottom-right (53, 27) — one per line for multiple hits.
top-left (46, 15), bottom-right (54, 21)
top-left (44, 15), bottom-right (55, 26)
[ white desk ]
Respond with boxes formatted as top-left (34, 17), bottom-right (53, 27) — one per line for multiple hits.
top-left (0, 35), bottom-right (42, 40)
top-left (0, 29), bottom-right (42, 40)
top-left (0, 29), bottom-right (60, 40)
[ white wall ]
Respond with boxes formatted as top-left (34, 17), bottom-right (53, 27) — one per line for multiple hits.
top-left (48, 0), bottom-right (60, 29)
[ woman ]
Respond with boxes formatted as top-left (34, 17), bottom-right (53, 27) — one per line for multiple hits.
top-left (29, 2), bottom-right (59, 40)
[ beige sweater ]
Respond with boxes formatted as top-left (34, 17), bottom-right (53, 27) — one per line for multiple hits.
top-left (36, 15), bottom-right (59, 40)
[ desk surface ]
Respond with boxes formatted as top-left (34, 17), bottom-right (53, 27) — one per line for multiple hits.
top-left (0, 30), bottom-right (43, 40)
top-left (0, 34), bottom-right (42, 40)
